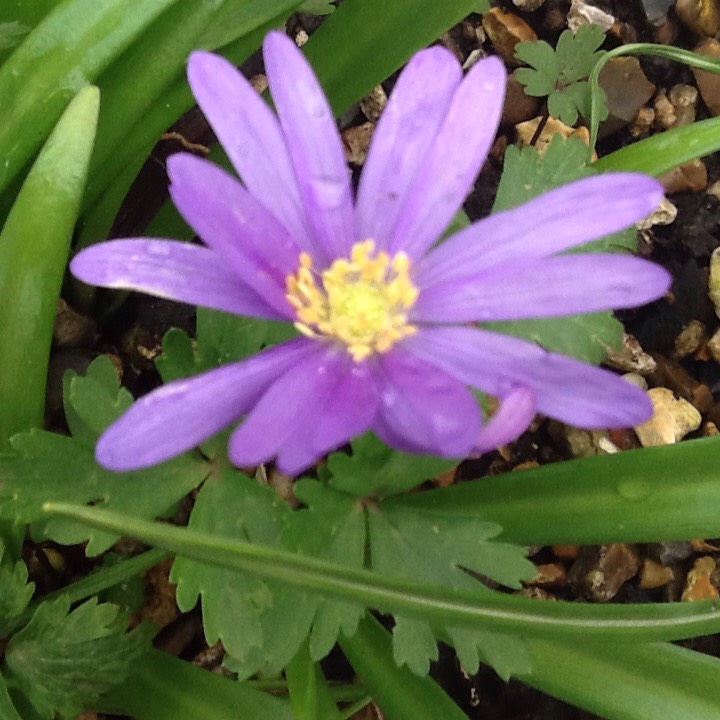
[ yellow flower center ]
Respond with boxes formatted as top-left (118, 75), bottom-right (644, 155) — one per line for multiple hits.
top-left (285, 240), bottom-right (419, 361)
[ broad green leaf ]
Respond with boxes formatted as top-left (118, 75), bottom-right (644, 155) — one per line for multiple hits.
top-left (0, 21), bottom-right (29, 52)
top-left (43, 501), bottom-right (720, 643)
top-left (0, 673), bottom-right (23, 720)
top-left (514, 40), bottom-right (559, 95)
top-left (402, 437), bottom-right (720, 546)
top-left (102, 649), bottom-right (295, 720)
top-left (300, 0), bottom-right (336, 14)
top-left (0, 541), bottom-right (34, 637)
top-left (326, 433), bottom-right (456, 497)
top-left (522, 639), bottom-right (720, 720)
top-left (340, 614), bottom-right (471, 720)
top-left (555, 25), bottom-right (605, 84)
top-left (0, 356), bottom-right (207, 554)
top-left (0, 85), bottom-right (99, 447)
top-left (4, 596), bottom-right (151, 720)
top-left (0, 0), bottom-right (176, 195)
top-left (547, 89), bottom-right (579, 125)
top-left (286, 641), bottom-right (344, 720)
top-left (596, 115), bottom-right (720, 176)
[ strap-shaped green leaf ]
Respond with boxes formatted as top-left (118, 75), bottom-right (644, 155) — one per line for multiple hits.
top-left (0, 85), bottom-right (99, 446)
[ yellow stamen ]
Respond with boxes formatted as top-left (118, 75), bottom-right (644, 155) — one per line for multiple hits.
top-left (285, 240), bottom-right (418, 361)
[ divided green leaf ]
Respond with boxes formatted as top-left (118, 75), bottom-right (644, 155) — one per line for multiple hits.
top-left (515, 25), bottom-right (607, 125)
top-left (0, 540), bottom-right (34, 638)
top-left (0, 356), bottom-right (207, 554)
top-left (4, 596), bottom-right (151, 720)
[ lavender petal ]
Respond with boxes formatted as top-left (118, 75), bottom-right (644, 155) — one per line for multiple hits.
top-left (415, 174), bottom-right (665, 288)
top-left (388, 56), bottom-right (506, 259)
top-left (167, 153), bottom-right (297, 317)
top-left (355, 47), bottom-right (461, 250)
top-left (372, 349), bottom-right (480, 457)
top-left (70, 239), bottom-right (282, 319)
top-left (229, 347), bottom-right (377, 474)
top-left (405, 326), bottom-right (654, 428)
top-left (413, 254), bottom-right (672, 322)
top-left (471, 386), bottom-right (536, 456)
top-left (95, 339), bottom-right (314, 471)
top-left (263, 31), bottom-right (355, 262)
top-left (187, 50), bottom-right (321, 259)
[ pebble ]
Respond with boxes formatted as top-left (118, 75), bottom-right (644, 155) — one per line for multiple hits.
top-left (501, 73), bottom-right (540, 125)
top-left (649, 354), bottom-right (714, 413)
top-left (658, 159), bottom-right (708, 193)
top-left (692, 39), bottom-right (720, 115)
top-left (53, 298), bottom-right (96, 348)
top-left (567, 0), bottom-right (614, 32)
top-left (603, 333), bottom-right (657, 375)
top-left (673, 319), bottom-right (708, 359)
top-left (635, 196), bottom-right (677, 230)
top-left (641, 0), bottom-right (676, 26)
top-left (708, 246), bottom-right (720, 318)
top-left (634, 387), bottom-right (702, 447)
top-left (549, 424), bottom-right (617, 458)
top-left (682, 556), bottom-right (719, 601)
top-left (675, 0), bottom-right (720, 37)
top-left (359, 84), bottom-right (387, 123)
top-left (482, 7), bottom-right (537, 66)
top-left (647, 540), bottom-right (694, 565)
top-left (598, 57), bottom-right (655, 137)
top-left (668, 83), bottom-right (699, 127)
top-left (629, 106), bottom-right (656, 137)
top-left (528, 562), bottom-right (567, 587)
top-left (342, 122), bottom-right (374, 165)
top-left (639, 558), bottom-right (674, 589)
top-left (623, 372), bottom-right (648, 391)
top-left (553, 544), bottom-right (580, 560)
top-left (707, 328), bottom-right (720, 363)
top-left (653, 91), bottom-right (677, 129)
top-left (515, 116), bottom-right (591, 155)
top-left (707, 179), bottom-right (720, 201)
top-left (512, 0), bottom-right (546, 9)
top-left (568, 544), bottom-right (640, 602)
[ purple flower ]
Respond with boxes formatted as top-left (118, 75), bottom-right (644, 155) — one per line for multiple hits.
top-left (71, 31), bottom-right (670, 475)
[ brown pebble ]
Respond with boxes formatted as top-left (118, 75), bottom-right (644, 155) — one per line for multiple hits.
top-left (691, 538), bottom-right (720, 552)
top-left (650, 354), bottom-right (715, 413)
top-left (598, 57), bottom-right (655, 137)
top-left (359, 84), bottom-right (387, 123)
top-left (658, 159), bottom-right (708, 194)
top-left (676, 0), bottom-right (720, 37)
top-left (553, 544), bottom-right (581, 560)
top-left (342, 122), bottom-right (374, 165)
top-left (568, 544), bottom-right (640, 601)
top-left (53, 298), bottom-right (96, 349)
top-left (674, 320), bottom-right (708, 359)
top-left (482, 8), bottom-right (537, 66)
top-left (529, 563), bottom-right (567, 587)
top-left (692, 39), bottom-right (720, 115)
top-left (502, 73), bottom-right (541, 126)
top-left (434, 468), bottom-right (456, 487)
top-left (639, 558), bottom-right (674, 589)
top-left (682, 556), bottom-right (719, 601)
top-left (141, 557), bottom-right (179, 632)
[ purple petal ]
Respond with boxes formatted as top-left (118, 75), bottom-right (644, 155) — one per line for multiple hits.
top-left (372, 350), bottom-right (480, 457)
top-left (471, 387), bottom-right (536, 456)
top-left (413, 254), bottom-right (672, 322)
top-left (187, 51), bottom-right (321, 259)
top-left (263, 32), bottom-right (355, 261)
top-left (415, 174), bottom-right (665, 288)
top-left (70, 239), bottom-right (282, 320)
top-left (405, 326), bottom-right (653, 428)
top-left (387, 56), bottom-right (506, 259)
top-left (167, 154), bottom-right (296, 318)
top-left (355, 47), bottom-right (462, 249)
top-left (95, 339), bottom-right (314, 471)
top-left (229, 347), bottom-right (378, 474)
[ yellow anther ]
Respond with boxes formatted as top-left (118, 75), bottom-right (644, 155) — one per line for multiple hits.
top-left (285, 240), bottom-right (418, 361)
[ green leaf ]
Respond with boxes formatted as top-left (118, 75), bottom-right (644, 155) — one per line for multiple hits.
top-left (368, 498), bottom-right (534, 676)
top-left (0, 85), bottom-right (99, 447)
top-left (299, 0), bottom-right (336, 15)
top-left (489, 135), bottom-right (631, 362)
top-left (514, 40), bottom-right (559, 96)
top-left (555, 25), bottom-right (605, 84)
top-left (0, 541), bottom-right (34, 638)
top-left (326, 433), bottom-right (456, 497)
top-left (0, 673), bottom-right (23, 720)
top-left (286, 641), bottom-right (344, 720)
top-left (0, 356), bottom-right (207, 555)
top-left (402, 437), bottom-right (720, 547)
top-left (102, 649), bottom-right (295, 720)
top-left (341, 614), bottom-right (471, 720)
top-left (547, 89), bottom-right (579, 125)
top-left (43, 501), bottom-right (720, 644)
top-left (171, 469), bottom-right (296, 670)
top-left (0, 0), bottom-right (176, 195)
top-left (0, 21), bottom-right (29, 51)
top-left (4, 596), bottom-right (151, 720)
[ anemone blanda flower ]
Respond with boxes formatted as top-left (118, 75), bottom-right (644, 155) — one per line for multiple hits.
top-left (71, 31), bottom-right (671, 475)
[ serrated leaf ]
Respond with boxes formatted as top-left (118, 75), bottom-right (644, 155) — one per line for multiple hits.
top-left (171, 469), bottom-right (296, 669)
top-left (0, 541), bottom-right (34, 637)
top-left (447, 627), bottom-right (531, 679)
top-left (548, 89), bottom-right (579, 125)
top-left (514, 40), bottom-right (559, 94)
top-left (0, 357), bottom-right (207, 554)
top-left (367, 499), bottom-right (534, 678)
top-left (4, 596), bottom-right (151, 720)
top-left (326, 433), bottom-right (456, 497)
top-left (556, 25), bottom-right (606, 84)
top-left (0, 672), bottom-right (23, 720)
